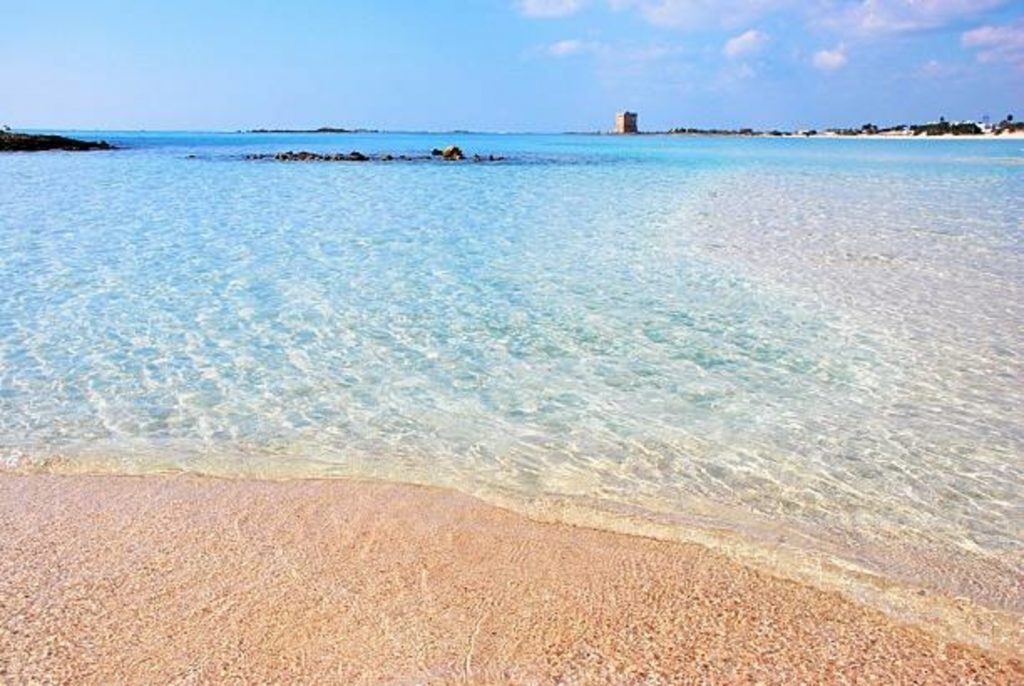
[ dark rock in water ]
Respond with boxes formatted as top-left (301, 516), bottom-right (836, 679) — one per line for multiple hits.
top-left (253, 150), bottom-right (373, 162)
top-left (245, 149), bottom-right (505, 164)
top-left (0, 131), bottom-right (113, 152)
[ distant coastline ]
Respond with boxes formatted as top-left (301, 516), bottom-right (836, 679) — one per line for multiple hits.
top-left (616, 116), bottom-right (1024, 139)
top-left (4, 121), bottom-right (1023, 146)
top-left (243, 117), bottom-right (1024, 139)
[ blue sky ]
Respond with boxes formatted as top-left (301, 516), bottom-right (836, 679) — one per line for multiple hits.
top-left (2, 1), bottom-right (1022, 131)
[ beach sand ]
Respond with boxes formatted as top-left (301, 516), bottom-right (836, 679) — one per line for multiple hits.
top-left (1, 474), bottom-right (1020, 684)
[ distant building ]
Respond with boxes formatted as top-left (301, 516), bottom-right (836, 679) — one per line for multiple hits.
top-left (615, 111), bottom-right (638, 134)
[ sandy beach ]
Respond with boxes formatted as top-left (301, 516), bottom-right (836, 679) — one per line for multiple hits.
top-left (810, 131), bottom-right (1024, 140)
top-left (1, 473), bottom-right (1019, 684)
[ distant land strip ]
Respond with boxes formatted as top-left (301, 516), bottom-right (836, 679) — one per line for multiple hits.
top-left (662, 118), bottom-right (1023, 137)
top-left (247, 127), bottom-right (380, 134)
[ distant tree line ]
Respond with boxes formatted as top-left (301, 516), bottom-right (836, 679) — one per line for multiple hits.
top-left (822, 117), bottom-right (985, 136)
top-left (993, 114), bottom-right (1022, 134)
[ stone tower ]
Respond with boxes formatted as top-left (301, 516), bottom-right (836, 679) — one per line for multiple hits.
top-left (615, 111), bottom-right (638, 134)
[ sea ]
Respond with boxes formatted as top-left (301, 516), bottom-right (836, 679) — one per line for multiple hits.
top-left (1, 131), bottom-right (1021, 644)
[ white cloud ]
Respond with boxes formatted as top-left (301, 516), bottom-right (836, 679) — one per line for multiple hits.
top-left (734, 62), bottom-right (757, 79)
top-left (539, 38), bottom-right (682, 62)
top-left (962, 21), bottom-right (1024, 67)
top-left (605, 0), bottom-right (1009, 35)
top-left (547, 39), bottom-right (589, 56)
top-left (618, 44), bottom-right (683, 61)
top-left (723, 29), bottom-right (768, 58)
top-left (918, 59), bottom-right (958, 78)
top-left (609, 0), bottom-right (794, 29)
top-left (517, 0), bottom-right (587, 17)
top-left (813, 45), bottom-right (848, 71)
top-left (817, 0), bottom-right (1009, 36)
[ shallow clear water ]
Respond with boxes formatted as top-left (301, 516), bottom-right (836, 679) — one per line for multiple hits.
top-left (2, 132), bottom-right (1022, 617)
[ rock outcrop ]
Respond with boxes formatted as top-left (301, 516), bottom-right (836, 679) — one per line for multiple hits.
top-left (244, 151), bottom-right (375, 162)
top-left (0, 131), bottom-right (113, 152)
top-left (441, 145), bottom-right (463, 160)
top-left (245, 148), bottom-right (505, 163)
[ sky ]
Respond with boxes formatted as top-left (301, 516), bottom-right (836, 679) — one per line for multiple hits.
top-left (2, 0), bottom-right (1022, 132)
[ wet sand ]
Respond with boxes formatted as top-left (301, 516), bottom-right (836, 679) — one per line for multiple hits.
top-left (0, 474), bottom-right (1020, 684)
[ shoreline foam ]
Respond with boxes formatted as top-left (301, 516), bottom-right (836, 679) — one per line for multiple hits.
top-left (1, 472), bottom-right (1020, 683)
top-left (6, 453), bottom-right (1022, 658)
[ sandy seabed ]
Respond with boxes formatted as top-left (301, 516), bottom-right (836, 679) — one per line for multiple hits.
top-left (0, 474), bottom-right (1020, 684)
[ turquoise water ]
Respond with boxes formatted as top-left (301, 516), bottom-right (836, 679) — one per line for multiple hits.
top-left (1, 133), bottom-right (1022, 619)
